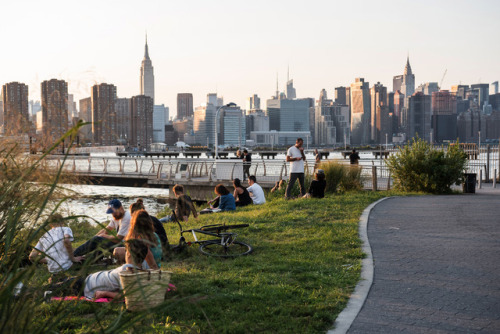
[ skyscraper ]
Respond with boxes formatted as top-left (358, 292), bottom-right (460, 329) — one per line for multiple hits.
top-left (470, 84), bottom-right (489, 109)
top-left (177, 93), bottom-right (193, 119)
top-left (41, 79), bottom-right (69, 147)
top-left (408, 92), bottom-right (431, 142)
top-left (431, 90), bottom-right (457, 142)
top-left (286, 79), bottom-right (296, 99)
top-left (140, 36), bottom-right (154, 103)
top-left (91, 83), bottom-right (117, 146)
top-left (130, 95), bottom-right (154, 150)
top-left (334, 87), bottom-right (347, 105)
top-left (401, 56), bottom-right (415, 108)
top-left (220, 105), bottom-right (246, 147)
top-left (78, 97), bottom-right (92, 143)
top-left (393, 75), bottom-right (403, 93)
top-left (115, 98), bottom-right (131, 145)
top-left (370, 82), bottom-right (388, 143)
top-left (153, 104), bottom-right (167, 143)
top-left (2, 82), bottom-right (29, 136)
top-left (246, 94), bottom-right (261, 111)
top-left (350, 78), bottom-right (371, 145)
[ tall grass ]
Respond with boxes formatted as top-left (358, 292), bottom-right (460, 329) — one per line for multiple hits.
top-left (318, 161), bottom-right (363, 193)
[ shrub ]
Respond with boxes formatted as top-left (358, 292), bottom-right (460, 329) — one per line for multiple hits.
top-left (318, 161), bottom-right (363, 193)
top-left (386, 137), bottom-right (467, 194)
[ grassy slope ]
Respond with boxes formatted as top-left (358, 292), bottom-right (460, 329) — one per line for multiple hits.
top-left (39, 191), bottom-right (392, 333)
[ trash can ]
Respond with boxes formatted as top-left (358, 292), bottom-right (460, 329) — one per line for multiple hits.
top-left (463, 173), bottom-right (476, 194)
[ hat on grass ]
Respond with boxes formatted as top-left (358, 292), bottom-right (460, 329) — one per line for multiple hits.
top-left (106, 199), bottom-right (122, 214)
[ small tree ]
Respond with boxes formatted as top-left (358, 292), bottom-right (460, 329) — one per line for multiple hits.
top-left (386, 137), bottom-right (467, 194)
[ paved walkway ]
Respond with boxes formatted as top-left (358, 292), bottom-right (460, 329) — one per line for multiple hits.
top-left (347, 193), bottom-right (500, 333)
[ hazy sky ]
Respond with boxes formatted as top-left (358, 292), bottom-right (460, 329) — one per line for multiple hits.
top-left (1, 0), bottom-right (499, 113)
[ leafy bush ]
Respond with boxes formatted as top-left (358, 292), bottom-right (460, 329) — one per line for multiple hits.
top-left (386, 137), bottom-right (467, 194)
top-left (318, 161), bottom-right (363, 193)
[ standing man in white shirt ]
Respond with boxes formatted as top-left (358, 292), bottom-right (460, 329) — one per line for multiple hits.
top-left (285, 138), bottom-right (307, 199)
top-left (247, 175), bottom-right (266, 205)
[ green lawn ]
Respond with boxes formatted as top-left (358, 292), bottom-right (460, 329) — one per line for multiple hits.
top-left (21, 191), bottom-right (392, 333)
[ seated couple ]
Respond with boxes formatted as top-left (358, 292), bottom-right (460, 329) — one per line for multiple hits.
top-left (270, 169), bottom-right (326, 199)
top-left (72, 199), bottom-right (169, 263)
top-left (201, 175), bottom-right (265, 214)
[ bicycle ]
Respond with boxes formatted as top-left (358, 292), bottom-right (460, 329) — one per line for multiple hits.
top-left (168, 212), bottom-right (253, 258)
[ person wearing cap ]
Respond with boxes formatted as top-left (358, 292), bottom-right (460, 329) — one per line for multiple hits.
top-left (73, 199), bottom-right (132, 259)
top-left (304, 169), bottom-right (326, 199)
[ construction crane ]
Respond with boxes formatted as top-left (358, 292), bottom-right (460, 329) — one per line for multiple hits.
top-left (440, 69), bottom-right (447, 90)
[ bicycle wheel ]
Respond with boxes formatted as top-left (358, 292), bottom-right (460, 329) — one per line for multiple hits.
top-left (199, 240), bottom-right (253, 258)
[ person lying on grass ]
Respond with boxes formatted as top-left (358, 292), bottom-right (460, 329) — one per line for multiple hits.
top-left (45, 239), bottom-right (150, 301)
top-left (113, 209), bottom-right (161, 269)
top-left (29, 214), bottom-right (83, 280)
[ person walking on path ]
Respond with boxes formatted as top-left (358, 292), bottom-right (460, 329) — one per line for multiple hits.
top-left (285, 138), bottom-right (306, 199)
top-left (349, 149), bottom-right (360, 165)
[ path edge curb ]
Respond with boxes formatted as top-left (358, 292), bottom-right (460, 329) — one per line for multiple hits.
top-left (328, 197), bottom-right (391, 334)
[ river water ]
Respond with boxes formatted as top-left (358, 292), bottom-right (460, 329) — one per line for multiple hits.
top-left (54, 184), bottom-right (169, 225)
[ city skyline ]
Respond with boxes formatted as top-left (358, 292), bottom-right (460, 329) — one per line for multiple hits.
top-left (1, 0), bottom-right (499, 111)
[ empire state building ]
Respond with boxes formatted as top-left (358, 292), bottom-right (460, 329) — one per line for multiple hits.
top-left (140, 36), bottom-right (155, 103)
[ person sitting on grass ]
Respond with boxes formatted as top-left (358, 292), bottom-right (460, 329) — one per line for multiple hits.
top-left (303, 169), bottom-right (327, 199)
top-left (113, 209), bottom-right (161, 269)
top-left (233, 178), bottom-right (252, 207)
top-left (270, 179), bottom-right (286, 193)
top-left (29, 214), bottom-right (83, 280)
top-left (45, 239), bottom-right (149, 301)
top-left (128, 198), bottom-right (169, 259)
top-left (247, 175), bottom-right (266, 205)
top-left (201, 184), bottom-right (236, 213)
top-left (160, 184), bottom-right (198, 222)
top-left (73, 199), bottom-right (131, 260)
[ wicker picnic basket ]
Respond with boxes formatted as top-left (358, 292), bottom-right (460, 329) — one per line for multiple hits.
top-left (119, 269), bottom-right (172, 311)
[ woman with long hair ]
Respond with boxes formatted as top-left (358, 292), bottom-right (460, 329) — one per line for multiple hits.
top-left (233, 178), bottom-right (252, 207)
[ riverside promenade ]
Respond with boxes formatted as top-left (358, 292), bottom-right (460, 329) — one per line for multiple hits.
top-left (335, 186), bottom-right (500, 333)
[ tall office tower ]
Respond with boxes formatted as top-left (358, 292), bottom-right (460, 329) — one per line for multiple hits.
top-left (334, 87), bottom-right (347, 105)
top-left (401, 57), bottom-right (415, 108)
top-left (415, 82), bottom-right (439, 95)
top-left (408, 92), bottom-right (431, 142)
top-left (393, 90), bottom-right (405, 133)
top-left (245, 110), bottom-right (269, 137)
top-left (246, 94), bottom-right (261, 111)
top-left (40, 79), bottom-right (69, 147)
top-left (91, 83), bottom-right (117, 146)
top-left (393, 75), bottom-right (403, 92)
top-left (350, 78), bottom-right (371, 145)
top-left (457, 110), bottom-right (486, 142)
top-left (67, 94), bottom-right (77, 120)
top-left (115, 98), bottom-right (131, 145)
top-left (286, 79), bottom-right (296, 99)
top-left (2, 82), bottom-right (30, 136)
top-left (140, 36), bottom-right (154, 103)
top-left (220, 104), bottom-right (246, 147)
top-left (489, 93), bottom-right (500, 111)
top-left (194, 104), bottom-right (213, 145)
top-left (153, 104), bottom-right (167, 143)
top-left (78, 97), bottom-right (92, 143)
top-left (450, 85), bottom-right (469, 100)
top-left (370, 82), bottom-right (388, 143)
top-left (470, 84), bottom-right (489, 109)
top-left (177, 93), bottom-right (193, 119)
top-left (266, 99), bottom-right (310, 131)
top-left (492, 81), bottom-right (499, 95)
top-left (130, 95), bottom-right (153, 150)
top-left (315, 89), bottom-right (336, 145)
top-left (431, 91), bottom-right (457, 143)
top-left (29, 100), bottom-right (41, 118)
top-left (172, 117), bottom-right (193, 142)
